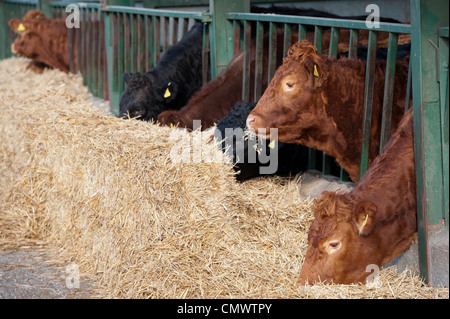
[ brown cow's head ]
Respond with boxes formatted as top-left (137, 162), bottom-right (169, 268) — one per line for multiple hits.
top-left (9, 10), bottom-right (70, 73)
top-left (9, 10), bottom-right (47, 58)
top-left (298, 191), bottom-right (382, 285)
top-left (246, 40), bottom-right (331, 143)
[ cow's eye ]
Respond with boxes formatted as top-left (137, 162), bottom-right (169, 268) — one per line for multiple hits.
top-left (327, 241), bottom-right (341, 253)
top-left (285, 82), bottom-right (294, 88)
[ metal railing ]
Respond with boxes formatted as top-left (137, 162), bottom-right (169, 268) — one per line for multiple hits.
top-left (102, 6), bottom-right (209, 114)
top-left (51, 2), bottom-right (107, 99)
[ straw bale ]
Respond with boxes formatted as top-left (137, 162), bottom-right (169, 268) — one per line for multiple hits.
top-left (0, 57), bottom-right (448, 299)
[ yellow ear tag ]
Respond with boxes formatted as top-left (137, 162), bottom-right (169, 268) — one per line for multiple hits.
top-left (313, 64), bottom-right (319, 77)
top-left (17, 23), bottom-right (26, 32)
top-left (268, 140), bottom-right (275, 149)
top-left (361, 213), bottom-right (369, 228)
top-left (164, 87), bottom-right (171, 98)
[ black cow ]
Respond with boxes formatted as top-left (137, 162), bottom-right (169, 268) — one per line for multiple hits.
top-left (119, 23), bottom-right (205, 121)
top-left (215, 101), bottom-right (309, 181)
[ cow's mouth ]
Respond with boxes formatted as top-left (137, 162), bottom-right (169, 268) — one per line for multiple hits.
top-left (246, 114), bottom-right (272, 138)
top-left (11, 43), bottom-right (17, 54)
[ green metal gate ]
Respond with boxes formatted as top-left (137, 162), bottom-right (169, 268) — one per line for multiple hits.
top-left (102, 5), bottom-right (209, 113)
top-left (0, 0), bottom-right (448, 286)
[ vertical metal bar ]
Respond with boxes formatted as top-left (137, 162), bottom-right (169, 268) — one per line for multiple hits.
top-left (233, 20), bottom-right (242, 53)
top-left (86, 8), bottom-right (92, 93)
top-left (152, 15), bottom-right (161, 65)
top-left (339, 28), bottom-right (359, 181)
top-left (359, 30), bottom-right (378, 179)
top-left (348, 29), bottom-right (359, 58)
top-left (0, 0), bottom-right (5, 60)
top-left (438, 30), bottom-right (449, 226)
top-left (93, 9), bottom-right (99, 96)
top-left (88, 9), bottom-right (96, 97)
top-left (309, 25), bottom-right (324, 171)
top-left (298, 24), bottom-right (307, 41)
top-left (283, 23), bottom-right (292, 57)
top-left (76, 9), bottom-right (83, 76)
top-left (405, 56), bottom-right (413, 112)
top-left (328, 27), bottom-right (340, 57)
top-left (177, 17), bottom-right (185, 42)
top-left (160, 16), bottom-right (166, 54)
top-left (82, 8), bottom-right (89, 88)
top-left (136, 14), bottom-right (143, 72)
top-left (117, 12), bottom-right (125, 97)
top-left (267, 21), bottom-right (277, 83)
top-left (128, 13), bottom-right (134, 73)
top-left (104, 11), bottom-right (116, 113)
top-left (210, 0), bottom-right (249, 78)
top-left (411, 0), bottom-right (449, 285)
top-left (322, 27), bottom-right (340, 177)
top-left (188, 18), bottom-right (195, 30)
top-left (379, 32), bottom-right (399, 151)
top-left (89, 8), bottom-right (95, 95)
top-left (124, 13), bottom-right (130, 74)
top-left (313, 25), bottom-right (323, 52)
top-left (242, 20), bottom-right (251, 102)
top-left (68, 21), bottom-right (75, 73)
top-left (202, 20), bottom-right (210, 85)
top-left (168, 16), bottom-right (175, 46)
top-left (254, 21), bottom-right (264, 101)
top-left (144, 15), bottom-right (150, 72)
top-left (98, 9), bottom-right (105, 100)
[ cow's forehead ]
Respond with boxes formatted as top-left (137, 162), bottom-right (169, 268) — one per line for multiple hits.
top-left (127, 73), bottom-right (151, 86)
top-left (23, 10), bottom-right (45, 21)
top-left (308, 214), bottom-right (354, 246)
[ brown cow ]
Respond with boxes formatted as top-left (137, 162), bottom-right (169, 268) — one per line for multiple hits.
top-left (246, 40), bottom-right (409, 182)
top-left (298, 108), bottom-right (416, 285)
top-left (9, 10), bottom-right (75, 73)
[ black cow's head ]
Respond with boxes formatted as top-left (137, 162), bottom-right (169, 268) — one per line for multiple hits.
top-left (119, 72), bottom-right (180, 121)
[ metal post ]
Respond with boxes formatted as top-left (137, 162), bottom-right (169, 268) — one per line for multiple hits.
top-left (209, 0), bottom-right (249, 78)
top-left (38, 0), bottom-right (52, 17)
top-left (0, 0), bottom-right (6, 60)
top-left (410, 0), bottom-right (449, 284)
top-left (142, 0), bottom-right (155, 8)
top-left (142, 0), bottom-right (208, 8)
top-left (102, 0), bottom-right (135, 6)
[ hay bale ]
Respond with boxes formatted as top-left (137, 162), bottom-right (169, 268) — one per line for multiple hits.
top-left (0, 57), bottom-right (448, 299)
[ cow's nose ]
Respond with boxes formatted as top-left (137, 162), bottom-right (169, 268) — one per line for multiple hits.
top-left (130, 107), bottom-right (146, 119)
top-left (246, 115), bottom-right (256, 130)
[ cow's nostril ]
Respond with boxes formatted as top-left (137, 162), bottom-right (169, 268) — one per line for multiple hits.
top-left (246, 115), bottom-right (255, 129)
top-left (130, 107), bottom-right (146, 119)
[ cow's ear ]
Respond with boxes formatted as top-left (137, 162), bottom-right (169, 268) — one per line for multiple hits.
top-left (123, 73), bottom-right (130, 84)
top-left (8, 19), bottom-right (25, 33)
top-left (161, 81), bottom-right (178, 104)
top-left (303, 61), bottom-right (324, 88)
top-left (354, 201), bottom-right (377, 236)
